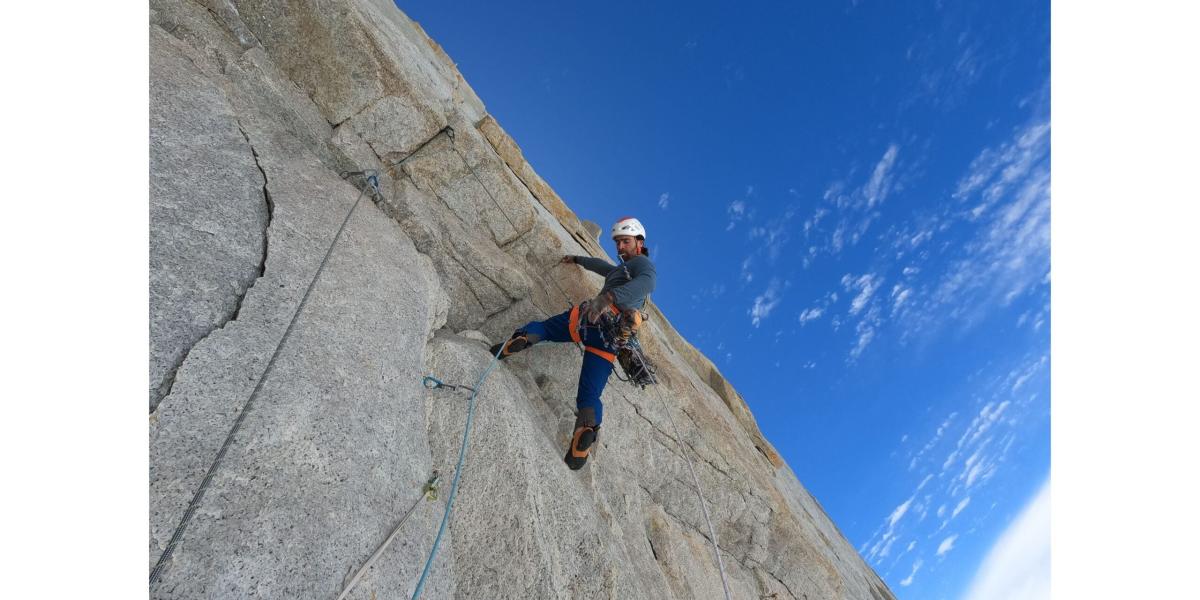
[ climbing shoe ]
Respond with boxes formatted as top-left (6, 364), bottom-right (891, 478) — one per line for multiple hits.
top-left (489, 331), bottom-right (532, 359)
top-left (564, 425), bottom-right (599, 470)
top-left (564, 408), bottom-right (599, 470)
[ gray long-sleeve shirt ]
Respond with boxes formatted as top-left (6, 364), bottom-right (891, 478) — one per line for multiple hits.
top-left (572, 254), bottom-right (656, 311)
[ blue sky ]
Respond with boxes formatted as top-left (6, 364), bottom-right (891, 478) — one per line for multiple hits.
top-left (401, 1), bottom-right (1050, 598)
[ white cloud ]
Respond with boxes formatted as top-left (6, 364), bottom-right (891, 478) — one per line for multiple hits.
top-left (892, 284), bottom-right (913, 314)
top-left (803, 208), bottom-right (829, 236)
top-left (885, 497), bottom-right (912, 527)
top-left (749, 279), bottom-right (783, 327)
top-left (900, 558), bottom-right (924, 587)
top-left (960, 480), bottom-right (1050, 600)
top-left (740, 256), bottom-right (754, 283)
top-left (658, 192), bottom-right (670, 209)
top-left (843, 273), bottom-right (883, 316)
top-left (916, 474), bottom-right (934, 490)
top-left (894, 120), bottom-right (1050, 340)
top-left (864, 144), bottom-right (900, 207)
top-left (914, 412), bottom-right (958, 471)
top-left (1008, 354), bottom-right (1049, 394)
top-left (937, 534), bottom-right (959, 556)
top-left (953, 496), bottom-right (971, 518)
top-left (865, 494), bottom-right (915, 561)
top-left (726, 199), bottom-right (746, 230)
top-left (798, 307), bottom-right (824, 325)
top-left (849, 318), bottom-right (876, 361)
top-left (749, 221), bottom-right (789, 260)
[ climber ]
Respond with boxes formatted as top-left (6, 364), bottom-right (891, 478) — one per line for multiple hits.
top-left (489, 217), bottom-right (656, 470)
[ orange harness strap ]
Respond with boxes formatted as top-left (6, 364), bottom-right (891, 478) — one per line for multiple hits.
top-left (568, 305), bottom-right (582, 344)
top-left (584, 346), bottom-right (617, 363)
top-left (568, 304), bottom-right (618, 363)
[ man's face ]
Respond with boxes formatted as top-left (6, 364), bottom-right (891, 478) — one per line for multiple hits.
top-left (614, 235), bottom-right (641, 259)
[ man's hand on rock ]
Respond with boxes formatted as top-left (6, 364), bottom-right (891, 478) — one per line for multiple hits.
top-left (559, 255), bottom-right (576, 265)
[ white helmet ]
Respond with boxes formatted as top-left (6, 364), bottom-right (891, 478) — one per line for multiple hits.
top-left (611, 216), bottom-right (646, 240)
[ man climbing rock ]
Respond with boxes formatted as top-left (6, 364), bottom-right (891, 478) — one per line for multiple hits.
top-left (490, 217), bottom-right (657, 470)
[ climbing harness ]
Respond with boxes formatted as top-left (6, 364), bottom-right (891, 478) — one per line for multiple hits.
top-left (651, 384), bottom-right (733, 600)
top-left (410, 342), bottom-right (506, 600)
top-left (334, 471), bottom-right (441, 600)
top-left (149, 172), bottom-right (378, 586)
top-left (586, 304), bottom-right (658, 388)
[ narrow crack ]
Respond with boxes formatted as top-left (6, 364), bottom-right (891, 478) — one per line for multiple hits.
top-left (151, 364), bottom-right (182, 415)
top-left (147, 123), bottom-right (272, 414)
top-left (681, 437), bottom-right (737, 483)
top-left (752, 562), bottom-right (801, 600)
top-left (239, 124), bottom-right (274, 293)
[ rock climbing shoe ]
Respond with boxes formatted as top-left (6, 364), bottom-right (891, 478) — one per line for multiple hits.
top-left (564, 425), bottom-right (599, 470)
top-left (489, 331), bottom-right (531, 359)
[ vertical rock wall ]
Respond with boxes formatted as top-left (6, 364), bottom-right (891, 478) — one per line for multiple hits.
top-left (148, 2), bottom-right (896, 599)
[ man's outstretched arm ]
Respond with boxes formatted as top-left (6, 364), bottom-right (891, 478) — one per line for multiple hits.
top-left (563, 255), bottom-right (616, 277)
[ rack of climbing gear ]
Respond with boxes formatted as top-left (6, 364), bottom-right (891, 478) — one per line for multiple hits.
top-left (589, 304), bottom-right (658, 388)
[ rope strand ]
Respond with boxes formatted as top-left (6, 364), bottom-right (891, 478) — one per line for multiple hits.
top-left (410, 343), bottom-right (506, 599)
top-left (652, 385), bottom-right (733, 600)
top-left (335, 471), bottom-right (441, 600)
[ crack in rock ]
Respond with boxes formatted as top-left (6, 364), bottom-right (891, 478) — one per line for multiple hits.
top-left (147, 119), bottom-right (273, 414)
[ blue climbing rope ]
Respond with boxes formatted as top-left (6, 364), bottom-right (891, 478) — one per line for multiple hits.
top-left (410, 343), bottom-right (505, 599)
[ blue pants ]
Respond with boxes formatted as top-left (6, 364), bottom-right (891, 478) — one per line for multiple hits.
top-left (521, 306), bottom-right (616, 426)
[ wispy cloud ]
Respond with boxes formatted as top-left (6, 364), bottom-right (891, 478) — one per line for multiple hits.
top-left (896, 120), bottom-right (1050, 337)
top-left (952, 496), bottom-right (971, 518)
top-left (960, 480), bottom-right (1050, 600)
top-left (843, 273), bottom-right (883, 316)
top-left (863, 144), bottom-right (900, 208)
top-left (864, 494), bottom-right (914, 561)
top-left (937, 534), bottom-right (959, 557)
top-left (891, 284), bottom-right (913, 315)
top-left (900, 558), bottom-right (924, 587)
top-left (803, 143), bottom-right (905, 263)
top-left (726, 199), bottom-right (747, 230)
top-left (840, 273), bottom-right (885, 361)
top-left (749, 221), bottom-right (789, 260)
top-left (866, 348), bottom-right (1048, 579)
top-left (749, 279), bottom-right (784, 327)
top-left (658, 192), bottom-right (670, 210)
top-left (798, 307), bottom-right (824, 325)
top-left (849, 311), bottom-right (878, 361)
top-left (910, 412), bottom-right (958, 472)
top-left (740, 256), bottom-right (754, 283)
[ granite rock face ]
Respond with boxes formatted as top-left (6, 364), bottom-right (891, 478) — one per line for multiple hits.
top-left (148, 2), bottom-right (895, 599)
